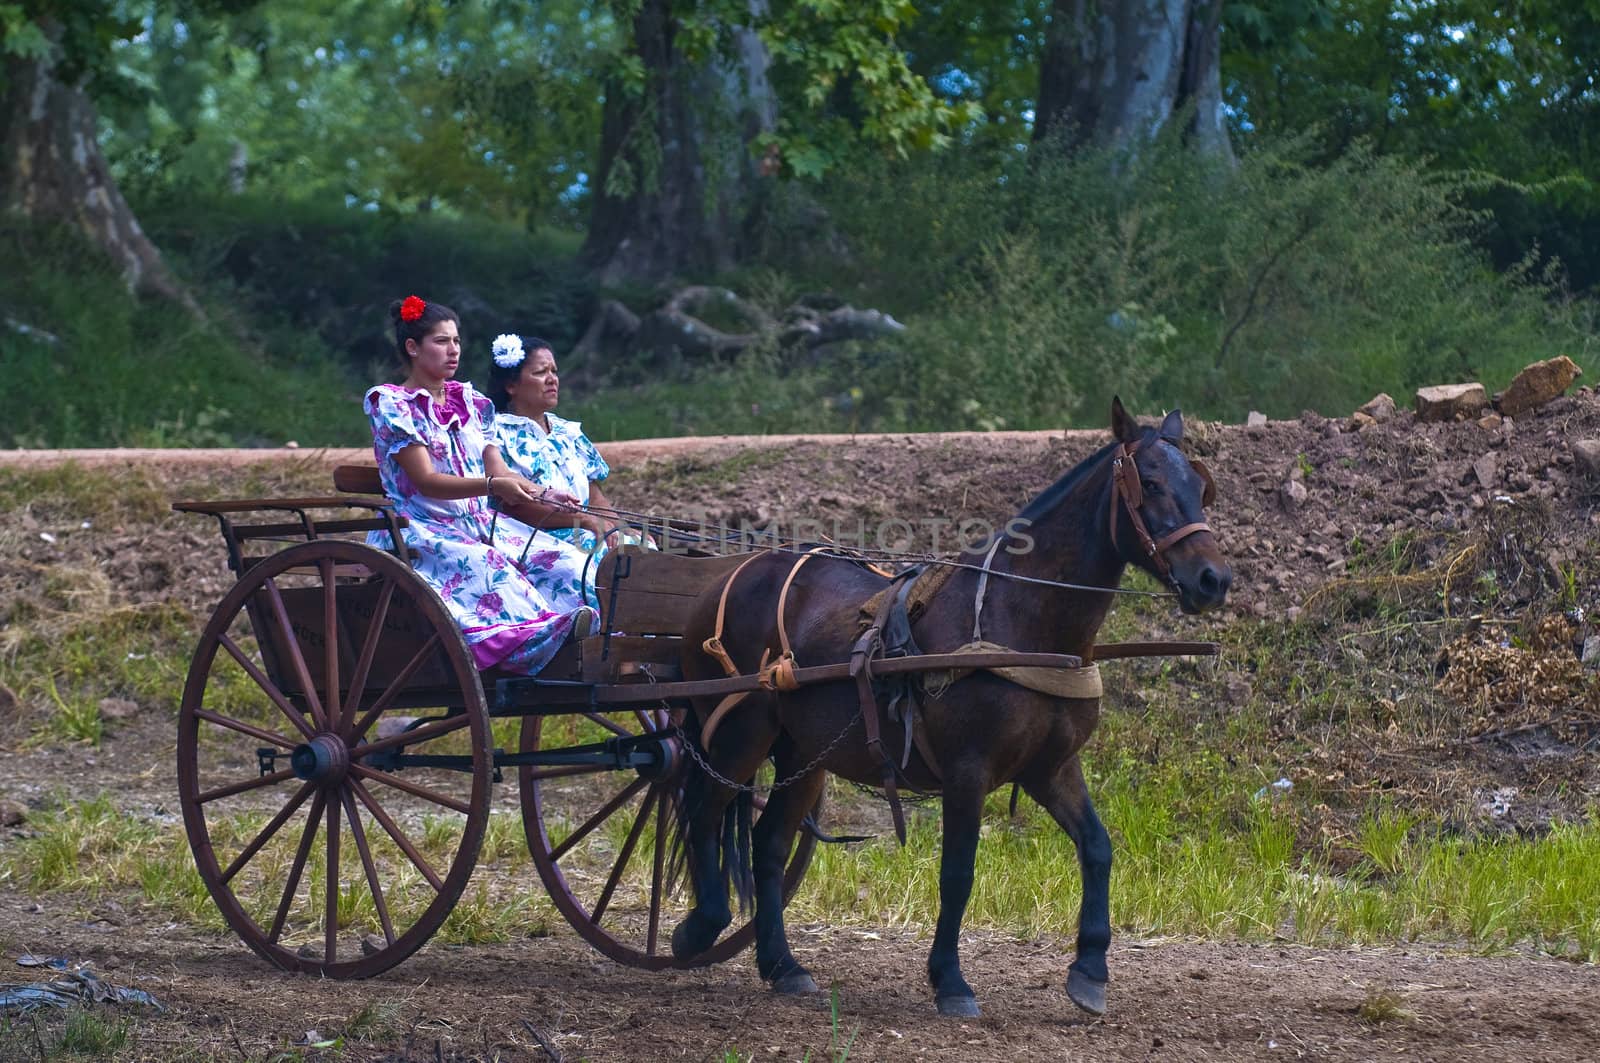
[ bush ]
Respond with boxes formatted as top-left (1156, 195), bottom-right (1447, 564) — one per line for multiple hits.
top-left (0, 220), bottom-right (364, 448)
top-left (759, 134), bottom-right (1595, 430)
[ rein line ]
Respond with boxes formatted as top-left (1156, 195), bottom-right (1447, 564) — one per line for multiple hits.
top-left (535, 498), bottom-right (1177, 600)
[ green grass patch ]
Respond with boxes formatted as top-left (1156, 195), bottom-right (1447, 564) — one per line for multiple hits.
top-left (794, 771), bottom-right (1600, 961)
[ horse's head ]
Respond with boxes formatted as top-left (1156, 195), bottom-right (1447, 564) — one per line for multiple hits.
top-left (1108, 398), bottom-right (1232, 614)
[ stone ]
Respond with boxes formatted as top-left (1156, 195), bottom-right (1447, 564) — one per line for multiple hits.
top-left (1286, 606), bottom-right (1303, 623)
top-left (1571, 440), bottom-right (1600, 479)
top-left (1583, 636), bottom-right (1600, 668)
top-left (0, 801), bottom-right (26, 827)
top-left (1495, 356), bottom-right (1582, 417)
top-left (97, 697), bottom-right (138, 720)
top-left (360, 934), bottom-right (387, 956)
top-left (0, 682), bottom-right (17, 722)
top-left (1223, 676), bottom-right (1254, 705)
top-left (1471, 453), bottom-right (1498, 488)
top-left (1279, 480), bottom-right (1308, 511)
top-left (1358, 393), bottom-right (1397, 421)
top-left (1415, 383), bottom-right (1489, 422)
top-left (1246, 410), bottom-right (1268, 428)
top-left (1477, 412), bottom-right (1503, 430)
top-left (1349, 411), bottom-right (1377, 430)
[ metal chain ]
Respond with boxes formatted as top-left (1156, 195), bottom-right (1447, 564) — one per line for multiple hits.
top-left (672, 710), bottom-right (862, 795)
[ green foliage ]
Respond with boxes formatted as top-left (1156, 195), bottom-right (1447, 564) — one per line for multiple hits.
top-left (746, 133), bottom-right (1592, 429)
top-left (0, 218), bottom-right (363, 448)
top-left (138, 193), bottom-right (594, 372)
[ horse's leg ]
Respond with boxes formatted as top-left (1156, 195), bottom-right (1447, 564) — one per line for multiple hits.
top-left (671, 708), bottom-right (778, 960)
top-left (751, 760), bottom-right (828, 994)
top-left (926, 778), bottom-right (984, 1017)
top-left (1021, 752), bottom-right (1112, 1016)
top-left (671, 769), bottom-right (739, 959)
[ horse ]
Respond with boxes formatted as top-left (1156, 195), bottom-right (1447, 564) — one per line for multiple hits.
top-left (670, 399), bottom-right (1231, 1018)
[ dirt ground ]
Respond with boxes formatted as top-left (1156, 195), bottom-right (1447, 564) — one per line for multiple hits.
top-left (5, 882), bottom-right (1598, 1062)
top-left (4, 396), bottom-right (1600, 1060)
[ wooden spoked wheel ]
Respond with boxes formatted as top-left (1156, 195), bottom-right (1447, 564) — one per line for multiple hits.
top-left (519, 706), bottom-right (817, 969)
top-left (177, 540), bottom-right (492, 978)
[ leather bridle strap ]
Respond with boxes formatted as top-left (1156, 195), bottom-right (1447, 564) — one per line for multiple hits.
top-left (1110, 441), bottom-right (1212, 581)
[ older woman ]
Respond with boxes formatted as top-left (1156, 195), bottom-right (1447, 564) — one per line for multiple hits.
top-left (486, 333), bottom-right (652, 559)
top-left (361, 297), bottom-right (596, 676)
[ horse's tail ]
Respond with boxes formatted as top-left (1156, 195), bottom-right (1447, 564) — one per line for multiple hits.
top-left (668, 709), bottom-right (756, 914)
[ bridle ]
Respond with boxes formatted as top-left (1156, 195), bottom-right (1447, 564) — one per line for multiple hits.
top-left (1109, 437), bottom-right (1216, 585)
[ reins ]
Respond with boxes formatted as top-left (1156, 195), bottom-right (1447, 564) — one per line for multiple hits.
top-left (534, 497), bottom-right (1178, 600)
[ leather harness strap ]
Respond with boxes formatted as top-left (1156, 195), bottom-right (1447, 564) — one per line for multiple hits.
top-left (1109, 439), bottom-right (1214, 583)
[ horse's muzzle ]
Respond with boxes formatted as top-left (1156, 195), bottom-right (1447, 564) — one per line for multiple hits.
top-left (1175, 559), bottom-right (1231, 614)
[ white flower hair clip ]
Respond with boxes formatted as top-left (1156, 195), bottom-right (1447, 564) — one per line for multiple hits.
top-left (491, 333), bottom-right (525, 368)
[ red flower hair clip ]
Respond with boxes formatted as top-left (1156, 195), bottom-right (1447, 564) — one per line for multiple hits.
top-left (400, 295), bottom-right (426, 322)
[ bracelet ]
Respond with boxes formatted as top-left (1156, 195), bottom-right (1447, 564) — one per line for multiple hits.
top-left (486, 476), bottom-right (496, 496)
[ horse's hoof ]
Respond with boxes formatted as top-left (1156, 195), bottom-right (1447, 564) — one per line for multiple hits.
top-left (1066, 969), bottom-right (1107, 1016)
top-left (771, 971), bottom-right (820, 996)
top-left (936, 994), bottom-right (981, 1018)
top-left (671, 920), bottom-right (714, 960)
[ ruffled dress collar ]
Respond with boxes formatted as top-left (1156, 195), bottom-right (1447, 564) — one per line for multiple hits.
top-left (498, 411), bottom-right (580, 439)
top-left (395, 380), bottom-right (472, 428)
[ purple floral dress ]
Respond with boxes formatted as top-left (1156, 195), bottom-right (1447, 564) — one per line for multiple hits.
top-left (363, 381), bottom-right (596, 676)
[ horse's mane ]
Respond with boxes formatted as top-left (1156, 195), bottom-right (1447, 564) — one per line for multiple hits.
top-left (1016, 426), bottom-right (1161, 524)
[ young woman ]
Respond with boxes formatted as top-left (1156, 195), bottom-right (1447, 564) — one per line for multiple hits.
top-left (362, 296), bottom-right (596, 676)
top-left (486, 333), bottom-right (652, 558)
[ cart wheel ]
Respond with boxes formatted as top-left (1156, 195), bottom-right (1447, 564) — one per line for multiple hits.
top-left (519, 706), bottom-right (816, 969)
top-left (177, 540), bottom-right (491, 978)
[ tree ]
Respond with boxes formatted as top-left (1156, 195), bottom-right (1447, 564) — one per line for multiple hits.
top-left (1033, 0), bottom-right (1233, 162)
top-left (1, 5), bottom-right (197, 309)
top-left (582, 0), bottom-right (977, 283)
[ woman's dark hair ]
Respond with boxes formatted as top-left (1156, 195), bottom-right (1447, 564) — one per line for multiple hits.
top-left (387, 296), bottom-right (460, 370)
top-left (486, 335), bottom-right (555, 409)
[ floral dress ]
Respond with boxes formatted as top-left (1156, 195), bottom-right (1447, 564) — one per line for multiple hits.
top-left (492, 412), bottom-right (613, 556)
top-left (363, 382), bottom-right (596, 676)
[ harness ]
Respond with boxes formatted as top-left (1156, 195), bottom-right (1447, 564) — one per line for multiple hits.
top-left (694, 438), bottom-right (1218, 843)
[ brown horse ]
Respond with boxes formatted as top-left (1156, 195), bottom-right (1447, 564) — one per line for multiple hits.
top-left (671, 399), bottom-right (1231, 1018)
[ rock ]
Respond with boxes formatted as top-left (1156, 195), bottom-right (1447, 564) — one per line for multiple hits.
top-left (1415, 383), bottom-right (1489, 422)
top-left (1222, 676), bottom-right (1254, 705)
top-left (1279, 480), bottom-right (1308, 511)
top-left (1358, 393), bottom-right (1397, 421)
top-left (1572, 439), bottom-right (1600, 478)
top-left (1495, 356), bottom-right (1582, 417)
top-left (97, 697), bottom-right (138, 720)
top-left (1349, 411), bottom-right (1376, 431)
top-left (1246, 410), bottom-right (1268, 428)
top-left (1477, 412), bottom-right (1503, 430)
top-left (360, 934), bottom-right (387, 956)
top-left (1286, 606), bottom-right (1303, 623)
top-left (1471, 453), bottom-right (1498, 488)
top-left (0, 801), bottom-right (26, 827)
top-left (1583, 635), bottom-right (1600, 668)
top-left (0, 682), bottom-right (17, 723)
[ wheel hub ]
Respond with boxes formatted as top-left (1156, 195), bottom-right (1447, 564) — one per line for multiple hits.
top-left (290, 733), bottom-right (350, 783)
top-left (636, 733), bottom-right (681, 781)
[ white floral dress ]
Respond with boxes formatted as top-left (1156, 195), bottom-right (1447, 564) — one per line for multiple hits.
top-left (363, 382), bottom-right (595, 676)
top-left (492, 412), bottom-right (612, 555)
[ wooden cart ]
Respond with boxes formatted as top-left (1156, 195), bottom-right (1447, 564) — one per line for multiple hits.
top-left (172, 468), bottom-right (1121, 978)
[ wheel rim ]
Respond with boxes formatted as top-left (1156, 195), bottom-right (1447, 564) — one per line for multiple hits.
top-left (177, 540), bottom-right (491, 978)
top-left (519, 706), bottom-right (816, 969)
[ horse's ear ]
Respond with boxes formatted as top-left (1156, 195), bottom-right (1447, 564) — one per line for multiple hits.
top-left (1159, 408), bottom-right (1184, 443)
top-left (1110, 396), bottom-right (1137, 442)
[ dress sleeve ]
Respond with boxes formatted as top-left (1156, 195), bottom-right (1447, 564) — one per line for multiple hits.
top-left (576, 431), bottom-right (610, 482)
top-left (365, 388), bottom-right (425, 461)
top-left (471, 389), bottom-right (498, 434)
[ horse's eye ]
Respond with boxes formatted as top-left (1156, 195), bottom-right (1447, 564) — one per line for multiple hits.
top-left (1141, 479), bottom-right (1160, 495)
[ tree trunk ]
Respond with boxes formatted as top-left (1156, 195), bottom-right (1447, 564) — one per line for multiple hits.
top-left (582, 0), bottom-right (778, 284)
top-left (1033, 0), bottom-right (1234, 163)
top-left (0, 25), bottom-right (199, 313)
